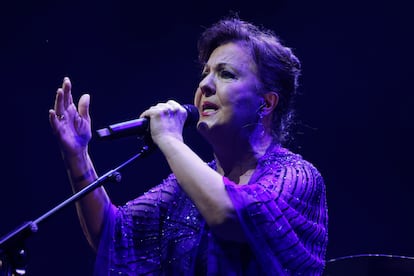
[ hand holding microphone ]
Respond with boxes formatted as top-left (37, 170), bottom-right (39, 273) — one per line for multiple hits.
top-left (96, 101), bottom-right (199, 141)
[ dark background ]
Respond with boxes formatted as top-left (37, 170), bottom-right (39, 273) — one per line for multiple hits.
top-left (0, 0), bottom-right (412, 275)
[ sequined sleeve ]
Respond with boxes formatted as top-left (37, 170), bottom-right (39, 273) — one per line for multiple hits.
top-left (224, 158), bottom-right (328, 275)
top-left (94, 174), bottom-right (180, 275)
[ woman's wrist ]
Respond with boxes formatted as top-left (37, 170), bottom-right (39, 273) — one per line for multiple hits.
top-left (62, 147), bottom-right (89, 164)
top-left (62, 149), bottom-right (97, 189)
top-left (156, 134), bottom-right (184, 151)
top-left (153, 133), bottom-right (183, 148)
top-left (70, 168), bottom-right (96, 185)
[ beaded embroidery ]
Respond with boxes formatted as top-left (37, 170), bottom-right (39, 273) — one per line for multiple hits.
top-left (95, 143), bottom-right (328, 275)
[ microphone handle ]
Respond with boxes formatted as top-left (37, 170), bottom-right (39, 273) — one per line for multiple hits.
top-left (95, 104), bottom-right (199, 140)
top-left (95, 118), bottom-right (149, 140)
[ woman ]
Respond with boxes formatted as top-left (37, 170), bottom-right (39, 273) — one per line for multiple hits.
top-left (49, 16), bottom-right (328, 275)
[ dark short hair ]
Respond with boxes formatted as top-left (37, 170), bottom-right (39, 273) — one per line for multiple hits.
top-left (197, 16), bottom-right (301, 144)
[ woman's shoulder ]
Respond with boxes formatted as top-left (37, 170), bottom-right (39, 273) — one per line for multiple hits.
top-left (256, 145), bottom-right (324, 188)
top-left (263, 145), bottom-right (320, 172)
top-left (255, 145), bottom-right (326, 207)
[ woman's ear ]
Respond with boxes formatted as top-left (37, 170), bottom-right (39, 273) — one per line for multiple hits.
top-left (259, 92), bottom-right (279, 116)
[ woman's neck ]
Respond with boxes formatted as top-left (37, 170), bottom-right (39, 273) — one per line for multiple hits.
top-left (213, 134), bottom-right (273, 184)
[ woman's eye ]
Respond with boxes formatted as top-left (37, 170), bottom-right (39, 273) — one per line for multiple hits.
top-left (219, 70), bottom-right (236, 79)
top-left (200, 72), bottom-right (208, 80)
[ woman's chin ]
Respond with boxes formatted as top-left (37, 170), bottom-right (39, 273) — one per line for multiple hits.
top-left (198, 121), bottom-right (221, 140)
top-left (197, 121), bottom-right (210, 134)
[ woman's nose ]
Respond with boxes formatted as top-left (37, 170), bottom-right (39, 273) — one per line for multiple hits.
top-left (199, 75), bottom-right (215, 97)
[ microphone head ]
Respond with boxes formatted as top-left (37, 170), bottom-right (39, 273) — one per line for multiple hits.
top-left (182, 104), bottom-right (200, 127)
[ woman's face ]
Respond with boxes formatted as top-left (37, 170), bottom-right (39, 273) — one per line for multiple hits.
top-left (194, 42), bottom-right (263, 141)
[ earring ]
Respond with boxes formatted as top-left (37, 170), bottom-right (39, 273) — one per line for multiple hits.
top-left (257, 102), bottom-right (266, 119)
top-left (258, 111), bottom-right (264, 120)
top-left (256, 102), bottom-right (266, 137)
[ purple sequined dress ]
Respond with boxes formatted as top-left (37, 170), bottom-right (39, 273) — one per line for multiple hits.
top-left (94, 144), bottom-right (328, 275)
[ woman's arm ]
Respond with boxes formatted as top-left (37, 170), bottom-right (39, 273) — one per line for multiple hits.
top-left (140, 101), bottom-right (243, 241)
top-left (49, 77), bottom-right (112, 251)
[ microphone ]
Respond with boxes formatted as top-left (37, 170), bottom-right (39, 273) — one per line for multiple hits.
top-left (95, 104), bottom-right (199, 140)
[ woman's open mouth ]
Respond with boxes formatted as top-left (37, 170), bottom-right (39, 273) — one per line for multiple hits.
top-left (201, 101), bottom-right (219, 116)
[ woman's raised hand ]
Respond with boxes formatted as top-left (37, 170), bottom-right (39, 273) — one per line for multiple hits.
top-left (49, 77), bottom-right (92, 158)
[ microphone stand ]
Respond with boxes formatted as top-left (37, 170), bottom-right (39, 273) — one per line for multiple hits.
top-left (0, 144), bottom-right (155, 276)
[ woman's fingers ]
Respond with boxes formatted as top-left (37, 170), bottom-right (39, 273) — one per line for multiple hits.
top-left (54, 88), bottom-right (65, 117)
top-left (62, 77), bottom-right (73, 107)
top-left (166, 100), bottom-right (187, 117)
top-left (53, 77), bottom-right (73, 115)
top-left (78, 94), bottom-right (90, 120)
top-left (48, 109), bottom-right (59, 131)
top-left (140, 101), bottom-right (184, 119)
